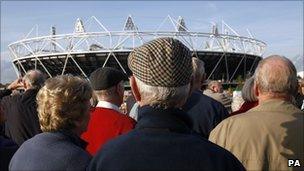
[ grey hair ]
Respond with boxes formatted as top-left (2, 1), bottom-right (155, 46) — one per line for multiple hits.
top-left (93, 81), bottom-right (123, 101)
top-left (192, 57), bottom-right (205, 80)
top-left (23, 70), bottom-right (45, 89)
top-left (241, 76), bottom-right (257, 102)
top-left (135, 77), bottom-right (190, 108)
top-left (254, 55), bottom-right (298, 96)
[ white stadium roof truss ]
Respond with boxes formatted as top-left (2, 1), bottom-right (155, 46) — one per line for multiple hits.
top-left (8, 16), bottom-right (267, 80)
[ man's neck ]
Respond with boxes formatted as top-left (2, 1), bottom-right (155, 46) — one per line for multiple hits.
top-left (99, 97), bottom-right (120, 107)
top-left (258, 94), bottom-right (291, 103)
top-left (97, 101), bottom-right (121, 113)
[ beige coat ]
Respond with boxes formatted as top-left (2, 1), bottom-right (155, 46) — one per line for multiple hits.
top-left (209, 99), bottom-right (304, 171)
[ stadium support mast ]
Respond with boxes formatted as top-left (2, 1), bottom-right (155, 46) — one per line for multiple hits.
top-left (51, 26), bottom-right (57, 52)
top-left (123, 15), bottom-right (138, 31)
top-left (74, 18), bottom-right (86, 33)
top-left (177, 16), bottom-right (187, 32)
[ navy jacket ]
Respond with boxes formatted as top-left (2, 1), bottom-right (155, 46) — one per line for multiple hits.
top-left (9, 131), bottom-right (91, 170)
top-left (0, 136), bottom-right (18, 171)
top-left (1, 88), bottom-right (42, 146)
top-left (183, 90), bottom-right (229, 138)
top-left (88, 106), bottom-right (245, 171)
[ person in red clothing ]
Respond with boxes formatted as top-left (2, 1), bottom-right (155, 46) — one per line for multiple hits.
top-left (230, 76), bottom-right (258, 116)
top-left (81, 67), bottom-right (136, 155)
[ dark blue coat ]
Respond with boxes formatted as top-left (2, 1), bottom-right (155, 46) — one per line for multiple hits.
top-left (0, 136), bottom-right (18, 171)
top-left (88, 106), bottom-right (245, 171)
top-left (9, 131), bottom-right (91, 170)
top-left (183, 90), bottom-right (229, 138)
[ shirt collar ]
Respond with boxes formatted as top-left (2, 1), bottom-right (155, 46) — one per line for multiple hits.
top-left (96, 101), bottom-right (121, 113)
top-left (135, 105), bottom-right (193, 134)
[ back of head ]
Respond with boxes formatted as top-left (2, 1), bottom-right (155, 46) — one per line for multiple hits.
top-left (254, 55), bottom-right (298, 98)
top-left (207, 80), bottom-right (222, 92)
top-left (128, 37), bottom-right (193, 108)
top-left (89, 67), bottom-right (126, 103)
top-left (23, 70), bottom-right (46, 89)
top-left (89, 67), bottom-right (126, 91)
top-left (192, 57), bottom-right (205, 90)
top-left (241, 76), bottom-right (257, 102)
top-left (37, 75), bottom-right (92, 132)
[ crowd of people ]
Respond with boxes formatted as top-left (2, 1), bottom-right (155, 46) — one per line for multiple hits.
top-left (0, 37), bottom-right (303, 171)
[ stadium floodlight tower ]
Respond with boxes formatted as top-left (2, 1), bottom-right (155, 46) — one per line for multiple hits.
top-left (8, 15), bottom-right (267, 83)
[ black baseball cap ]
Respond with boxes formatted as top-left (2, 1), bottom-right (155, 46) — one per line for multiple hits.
top-left (89, 67), bottom-right (127, 90)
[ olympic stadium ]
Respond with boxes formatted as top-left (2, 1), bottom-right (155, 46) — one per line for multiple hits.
top-left (8, 16), bottom-right (267, 83)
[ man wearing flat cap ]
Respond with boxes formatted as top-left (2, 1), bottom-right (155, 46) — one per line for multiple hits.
top-left (81, 67), bottom-right (136, 155)
top-left (88, 38), bottom-right (245, 171)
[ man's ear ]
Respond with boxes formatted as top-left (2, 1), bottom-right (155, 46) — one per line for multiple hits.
top-left (254, 82), bottom-right (259, 97)
top-left (115, 81), bottom-right (123, 95)
top-left (130, 76), bottom-right (141, 102)
top-left (115, 83), bottom-right (121, 96)
top-left (210, 85), bottom-right (215, 92)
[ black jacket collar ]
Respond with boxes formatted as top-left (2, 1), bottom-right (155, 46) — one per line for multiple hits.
top-left (56, 130), bottom-right (88, 149)
top-left (135, 105), bottom-right (193, 134)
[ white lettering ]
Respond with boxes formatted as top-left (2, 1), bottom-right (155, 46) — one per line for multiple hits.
top-left (288, 159), bottom-right (301, 167)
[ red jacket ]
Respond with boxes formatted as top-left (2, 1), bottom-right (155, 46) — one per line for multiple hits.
top-left (230, 101), bottom-right (258, 116)
top-left (81, 107), bottom-right (136, 155)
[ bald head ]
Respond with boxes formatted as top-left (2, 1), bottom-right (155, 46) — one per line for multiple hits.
top-left (254, 55), bottom-right (297, 99)
top-left (208, 80), bottom-right (223, 93)
top-left (23, 70), bottom-right (45, 90)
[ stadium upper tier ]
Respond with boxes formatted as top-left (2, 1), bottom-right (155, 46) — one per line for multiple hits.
top-left (8, 16), bottom-right (267, 82)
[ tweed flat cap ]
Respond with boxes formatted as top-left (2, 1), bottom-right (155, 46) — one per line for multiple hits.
top-left (128, 37), bottom-right (192, 87)
top-left (89, 67), bottom-right (127, 90)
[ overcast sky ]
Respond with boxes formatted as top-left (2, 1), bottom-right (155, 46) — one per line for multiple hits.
top-left (1, 1), bottom-right (303, 83)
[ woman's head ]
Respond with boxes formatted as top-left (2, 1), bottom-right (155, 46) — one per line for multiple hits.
top-left (242, 76), bottom-right (258, 102)
top-left (37, 75), bottom-right (92, 134)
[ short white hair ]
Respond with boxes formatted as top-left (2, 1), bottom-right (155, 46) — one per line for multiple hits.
top-left (135, 77), bottom-right (190, 108)
top-left (254, 55), bottom-right (298, 96)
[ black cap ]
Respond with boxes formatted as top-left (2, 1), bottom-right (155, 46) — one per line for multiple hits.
top-left (89, 67), bottom-right (127, 90)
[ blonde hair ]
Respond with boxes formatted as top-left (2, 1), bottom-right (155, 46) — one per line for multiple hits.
top-left (37, 75), bottom-right (92, 132)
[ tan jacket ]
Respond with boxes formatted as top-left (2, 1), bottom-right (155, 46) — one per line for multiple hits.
top-left (209, 99), bottom-right (304, 171)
